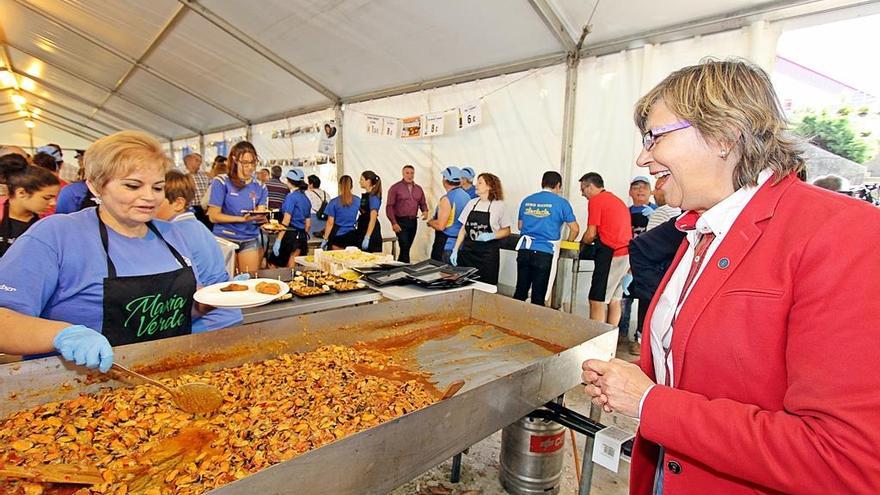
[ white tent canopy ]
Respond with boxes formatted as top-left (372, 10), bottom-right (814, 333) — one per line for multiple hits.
top-left (3, 0), bottom-right (878, 144)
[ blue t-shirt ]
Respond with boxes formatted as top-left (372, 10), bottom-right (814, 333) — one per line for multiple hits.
top-left (365, 194), bottom-right (381, 212)
top-left (518, 190), bottom-right (577, 254)
top-left (443, 187), bottom-right (472, 250)
top-left (281, 190), bottom-right (312, 230)
top-left (55, 181), bottom-right (90, 214)
top-left (208, 175), bottom-right (268, 241)
top-left (463, 185), bottom-right (478, 199)
top-left (0, 208), bottom-right (201, 333)
top-left (325, 195), bottom-right (361, 235)
top-left (171, 212), bottom-right (242, 333)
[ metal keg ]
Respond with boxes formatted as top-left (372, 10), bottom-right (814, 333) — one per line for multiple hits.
top-left (500, 411), bottom-right (566, 495)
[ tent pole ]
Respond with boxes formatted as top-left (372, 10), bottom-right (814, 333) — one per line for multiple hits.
top-left (199, 133), bottom-right (205, 157)
top-left (246, 124), bottom-right (253, 143)
top-left (334, 105), bottom-right (344, 180)
top-left (28, 126), bottom-right (34, 151)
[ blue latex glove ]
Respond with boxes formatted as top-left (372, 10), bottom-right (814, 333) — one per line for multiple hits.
top-left (232, 273), bottom-right (251, 281)
top-left (361, 236), bottom-right (370, 250)
top-left (450, 249), bottom-right (459, 266)
top-left (53, 325), bottom-right (114, 373)
top-left (475, 232), bottom-right (495, 242)
top-left (320, 239), bottom-right (329, 250)
top-left (622, 273), bottom-right (634, 296)
top-left (641, 205), bottom-right (655, 217)
top-left (272, 238), bottom-right (282, 257)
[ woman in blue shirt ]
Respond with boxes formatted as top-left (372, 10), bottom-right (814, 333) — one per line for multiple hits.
top-left (321, 175), bottom-right (360, 250)
top-left (207, 141), bottom-right (269, 274)
top-left (270, 169), bottom-right (311, 267)
top-left (356, 170), bottom-right (383, 252)
top-left (0, 131), bottom-right (220, 373)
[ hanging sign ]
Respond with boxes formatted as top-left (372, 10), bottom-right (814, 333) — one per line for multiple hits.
top-left (458, 100), bottom-right (482, 129)
top-left (423, 112), bottom-right (445, 137)
top-left (366, 115), bottom-right (382, 135)
top-left (400, 116), bottom-right (422, 138)
top-left (318, 121), bottom-right (337, 155)
top-left (382, 117), bottom-right (399, 138)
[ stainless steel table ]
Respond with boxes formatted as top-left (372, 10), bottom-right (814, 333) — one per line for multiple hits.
top-left (241, 288), bottom-right (382, 324)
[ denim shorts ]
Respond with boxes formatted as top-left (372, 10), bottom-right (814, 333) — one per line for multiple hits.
top-left (230, 237), bottom-right (261, 253)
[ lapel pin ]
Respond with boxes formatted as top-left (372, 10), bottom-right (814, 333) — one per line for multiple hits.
top-left (718, 257), bottom-right (730, 269)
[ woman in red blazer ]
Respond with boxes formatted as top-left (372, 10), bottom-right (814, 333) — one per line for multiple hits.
top-left (583, 59), bottom-right (880, 494)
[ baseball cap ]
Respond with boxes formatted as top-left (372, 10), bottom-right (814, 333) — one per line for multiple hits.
top-left (441, 166), bottom-right (462, 183)
top-left (630, 175), bottom-right (651, 186)
top-left (286, 168), bottom-right (305, 182)
top-left (36, 145), bottom-right (62, 163)
top-left (460, 167), bottom-right (475, 180)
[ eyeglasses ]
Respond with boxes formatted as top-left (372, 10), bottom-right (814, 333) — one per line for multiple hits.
top-left (238, 159), bottom-right (259, 167)
top-left (642, 120), bottom-right (691, 151)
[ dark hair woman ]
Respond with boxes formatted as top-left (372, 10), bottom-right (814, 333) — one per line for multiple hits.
top-left (269, 169), bottom-right (312, 267)
top-left (321, 175), bottom-right (360, 250)
top-left (1, 158), bottom-right (61, 257)
top-left (450, 172), bottom-right (510, 284)
top-left (206, 141), bottom-right (269, 274)
top-left (356, 170), bottom-right (383, 252)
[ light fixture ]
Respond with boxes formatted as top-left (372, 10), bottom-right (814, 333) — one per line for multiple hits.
top-left (18, 110), bottom-right (28, 117)
top-left (0, 70), bottom-right (16, 88)
top-left (24, 119), bottom-right (35, 129)
top-left (11, 93), bottom-right (26, 106)
top-left (31, 108), bottom-right (40, 116)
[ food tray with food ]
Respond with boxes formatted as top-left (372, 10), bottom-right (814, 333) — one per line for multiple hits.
top-left (300, 269), bottom-right (345, 286)
top-left (0, 291), bottom-right (616, 495)
top-left (313, 247), bottom-right (393, 274)
top-left (331, 280), bottom-right (370, 292)
top-left (287, 279), bottom-right (332, 298)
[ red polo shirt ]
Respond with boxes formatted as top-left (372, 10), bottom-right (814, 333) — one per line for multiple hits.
top-left (587, 190), bottom-right (631, 256)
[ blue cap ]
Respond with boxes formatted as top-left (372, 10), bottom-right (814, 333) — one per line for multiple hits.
top-left (286, 168), bottom-right (305, 182)
top-left (460, 167), bottom-right (475, 180)
top-left (36, 145), bottom-right (62, 163)
top-left (441, 166), bottom-right (462, 183)
top-left (630, 175), bottom-right (651, 186)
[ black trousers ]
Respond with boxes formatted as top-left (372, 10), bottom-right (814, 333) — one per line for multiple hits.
top-left (395, 217), bottom-right (418, 263)
top-left (513, 249), bottom-right (554, 305)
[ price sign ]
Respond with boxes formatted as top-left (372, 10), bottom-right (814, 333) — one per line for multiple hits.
top-left (458, 101), bottom-right (482, 129)
top-left (366, 115), bottom-right (381, 135)
top-left (382, 117), bottom-right (399, 138)
top-left (423, 112), bottom-right (445, 137)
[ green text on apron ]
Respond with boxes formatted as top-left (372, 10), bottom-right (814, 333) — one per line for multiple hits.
top-left (98, 211), bottom-right (196, 346)
top-left (458, 200), bottom-right (500, 285)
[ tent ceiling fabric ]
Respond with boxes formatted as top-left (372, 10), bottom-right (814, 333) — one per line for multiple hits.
top-left (200, 0), bottom-right (563, 98)
top-left (2, 0), bottom-right (878, 147)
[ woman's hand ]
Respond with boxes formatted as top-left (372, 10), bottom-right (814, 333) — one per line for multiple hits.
top-left (53, 325), bottom-right (114, 373)
top-left (582, 358), bottom-right (655, 418)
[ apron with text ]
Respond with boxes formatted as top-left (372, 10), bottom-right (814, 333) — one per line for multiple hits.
top-left (98, 212), bottom-right (196, 346)
top-left (458, 200), bottom-right (500, 285)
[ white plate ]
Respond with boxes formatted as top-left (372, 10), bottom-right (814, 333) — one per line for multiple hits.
top-left (194, 278), bottom-right (290, 308)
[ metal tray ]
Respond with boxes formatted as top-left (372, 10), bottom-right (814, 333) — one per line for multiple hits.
top-left (0, 291), bottom-right (616, 494)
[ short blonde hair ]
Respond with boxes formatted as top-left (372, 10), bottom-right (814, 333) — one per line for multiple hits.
top-left (85, 131), bottom-right (171, 188)
top-left (634, 58), bottom-right (804, 189)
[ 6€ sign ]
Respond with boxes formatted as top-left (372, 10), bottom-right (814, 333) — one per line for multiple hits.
top-left (458, 101), bottom-right (482, 130)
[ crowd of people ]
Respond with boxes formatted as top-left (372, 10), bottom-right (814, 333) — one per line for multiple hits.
top-left (1, 58), bottom-right (879, 494)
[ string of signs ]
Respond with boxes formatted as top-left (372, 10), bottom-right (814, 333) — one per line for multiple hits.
top-left (355, 65), bottom-right (548, 139)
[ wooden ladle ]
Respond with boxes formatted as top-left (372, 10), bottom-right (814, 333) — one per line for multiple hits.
top-left (0, 463), bottom-right (104, 485)
top-left (111, 363), bottom-right (223, 415)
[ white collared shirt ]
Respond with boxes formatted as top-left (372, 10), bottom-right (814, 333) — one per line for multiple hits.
top-left (639, 170), bottom-right (772, 416)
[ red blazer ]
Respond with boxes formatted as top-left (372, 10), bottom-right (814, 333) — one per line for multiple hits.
top-left (631, 173), bottom-right (880, 495)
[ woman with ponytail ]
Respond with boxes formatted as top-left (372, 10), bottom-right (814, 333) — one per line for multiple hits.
top-left (1, 154), bottom-right (60, 257)
top-left (321, 175), bottom-right (361, 250)
top-left (356, 170), bottom-right (383, 252)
